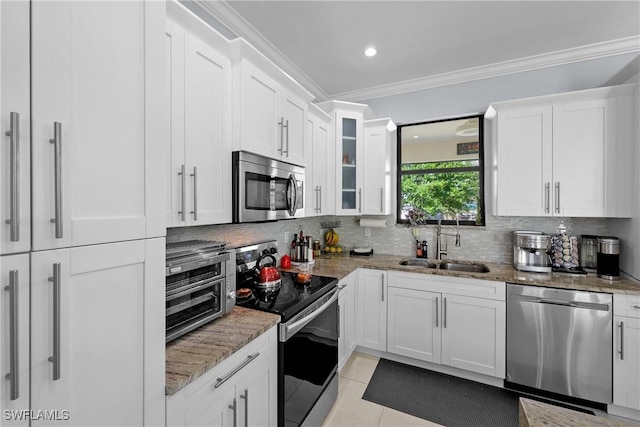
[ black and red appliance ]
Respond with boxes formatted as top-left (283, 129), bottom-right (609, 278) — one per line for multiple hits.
top-left (233, 240), bottom-right (339, 427)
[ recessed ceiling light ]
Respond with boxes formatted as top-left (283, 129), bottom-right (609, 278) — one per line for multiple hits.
top-left (364, 47), bottom-right (377, 57)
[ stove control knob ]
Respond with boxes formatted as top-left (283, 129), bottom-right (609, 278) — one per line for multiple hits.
top-left (262, 249), bottom-right (270, 256)
top-left (228, 290), bottom-right (236, 300)
top-left (270, 247), bottom-right (278, 254)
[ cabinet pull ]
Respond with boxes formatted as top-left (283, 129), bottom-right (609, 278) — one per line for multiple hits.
top-left (5, 112), bottom-right (20, 241)
top-left (4, 270), bottom-right (20, 400)
top-left (632, 305), bottom-right (640, 310)
top-left (554, 182), bottom-right (560, 214)
top-left (318, 186), bottom-right (322, 214)
top-left (443, 297), bottom-right (447, 329)
top-left (278, 117), bottom-right (284, 155)
top-left (214, 352), bottom-right (260, 389)
top-left (435, 296), bottom-right (439, 328)
top-left (47, 263), bottom-right (61, 380)
top-left (314, 186), bottom-right (320, 213)
top-left (380, 274), bottom-right (384, 302)
top-left (284, 119), bottom-right (289, 157)
top-left (190, 166), bottom-right (198, 221)
top-left (178, 164), bottom-right (186, 221)
top-left (380, 187), bottom-right (384, 213)
top-left (358, 188), bottom-right (362, 213)
top-left (337, 303), bottom-right (341, 338)
top-left (240, 388), bottom-right (249, 427)
top-left (49, 122), bottom-right (63, 238)
top-left (618, 321), bottom-right (624, 360)
top-left (229, 397), bottom-right (237, 427)
top-left (544, 182), bottom-right (550, 214)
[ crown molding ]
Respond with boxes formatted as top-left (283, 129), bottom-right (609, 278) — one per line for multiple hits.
top-left (333, 36), bottom-right (640, 102)
top-left (189, 1), bottom-right (639, 103)
top-left (194, 0), bottom-right (329, 101)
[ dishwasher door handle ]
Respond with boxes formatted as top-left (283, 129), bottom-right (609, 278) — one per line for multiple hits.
top-left (510, 294), bottom-right (610, 311)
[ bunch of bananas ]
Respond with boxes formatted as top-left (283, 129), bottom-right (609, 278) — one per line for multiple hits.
top-left (324, 229), bottom-right (339, 245)
top-left (323, 229), bottom-right (343, 254)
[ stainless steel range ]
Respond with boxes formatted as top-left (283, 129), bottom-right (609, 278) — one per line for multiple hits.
top-left (234, 241), bottom-right (339, 427)
top-left (165, 240), bottom-right (236, 342)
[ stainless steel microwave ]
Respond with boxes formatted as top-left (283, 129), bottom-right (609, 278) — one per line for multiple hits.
top-left (232, 151), bottom-right (305, 223)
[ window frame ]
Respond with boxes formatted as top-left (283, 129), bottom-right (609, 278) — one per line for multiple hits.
top-left (396, 114), bottom-right (486, 227)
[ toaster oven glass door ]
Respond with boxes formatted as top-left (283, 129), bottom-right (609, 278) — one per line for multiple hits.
top-left (166, 264), bottom-right (224, 341)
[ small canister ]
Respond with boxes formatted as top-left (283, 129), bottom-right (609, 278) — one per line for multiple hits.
top-left (597, 237), bottom-right (620, 281)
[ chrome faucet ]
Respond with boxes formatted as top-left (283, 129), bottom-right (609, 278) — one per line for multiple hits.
top-left (436, 215), bottom-right (461, 261)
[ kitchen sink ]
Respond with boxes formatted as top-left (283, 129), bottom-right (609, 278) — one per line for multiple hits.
top-left (399, 259), bottom-right (437, 268)
top-left (439, 262), bottom-right (490, 273)
top-left (399, 259), bottom-right (490, 273)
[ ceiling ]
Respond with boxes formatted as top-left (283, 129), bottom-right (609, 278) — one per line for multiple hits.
top-left (193, 0), bottom-right (640, 102)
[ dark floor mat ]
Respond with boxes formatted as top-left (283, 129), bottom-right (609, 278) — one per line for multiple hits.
top-left (362, 359), bottom-right (523, 427)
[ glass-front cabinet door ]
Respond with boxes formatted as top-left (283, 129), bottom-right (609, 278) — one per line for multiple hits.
top-left (336, 112), bottom-right (363, 215)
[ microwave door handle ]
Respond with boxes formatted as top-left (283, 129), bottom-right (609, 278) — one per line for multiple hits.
top-left (287, 174), bottom-right (297, 216)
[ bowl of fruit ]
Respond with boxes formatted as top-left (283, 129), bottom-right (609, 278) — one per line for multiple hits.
top-left (323, 228), bottom-right (344, 254)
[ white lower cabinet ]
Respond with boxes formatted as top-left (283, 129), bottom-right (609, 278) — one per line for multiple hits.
top-left (1, 254), bottom-right (30, 427)
top-left (30, 238), bottom-right (165, 427)
top-left (166, 326), bottom-right (277, 427)
top-left (612, 294), bottom-right (640, 413)
top-left (338, 272), bottom-right (357, 370)
top-left (386, 270), bottom-right (505, 379)
top-left (356, 269), bottom-right (387, 352)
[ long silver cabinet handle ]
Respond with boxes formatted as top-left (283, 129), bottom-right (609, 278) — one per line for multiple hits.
top-left (555, 182), bottom-right (560, 214)
top-left (190, 167), bottom-right (198, 221)
top-left (284, 119), bottom-right (289, 156)
top-left (619, 321), bottom-right (624, 360)
top-left (178, 164), bottom-right (186, 221)
top-left (278, 118), bottom-right (284, 155)
top-left (47, 263), bottom-right (61, 380)
top-left (5, 112), bottom-right (20, 241)
top-left (240, 388), bottom-right (249, 427)
top-left (544, 182), bottom-right (550, 214)
top-left (4, 270), bottom-right (20, 400)
top-left (49, 122), bottom-right (63, 238)
top-left (214, 352), bottom-right (260, 389)
top-left (318, 186), bottom-right (322, 214)
top-left (435, 296), bottom-right (439, 328)
top-left (314, 186), bottom-right (320, 213)
top-left (229, 398), bottom-right (237, 427)
top-left (380, 187), bottom-right (384, 213)
top-left (443, 297), bottom-right (447, 329)
top-left (358, 188), bottom-right (362, 213)
top-left (380, 274), bottom-right (384, 302)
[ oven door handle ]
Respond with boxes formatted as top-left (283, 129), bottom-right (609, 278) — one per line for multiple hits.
top-left (280, 289), bottom-right (338, 342)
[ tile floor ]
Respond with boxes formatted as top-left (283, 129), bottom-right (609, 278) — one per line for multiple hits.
top-left (322, 352), bottom-right (442, 427)
top-left (322, 352), bottom-right (640, 427)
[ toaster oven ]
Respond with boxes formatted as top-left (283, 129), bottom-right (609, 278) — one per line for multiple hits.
top-left (165, 240), bottom-right (236, 342)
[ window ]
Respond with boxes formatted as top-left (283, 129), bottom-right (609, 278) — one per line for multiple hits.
top-left (397, 115), bottom-right (485, 226)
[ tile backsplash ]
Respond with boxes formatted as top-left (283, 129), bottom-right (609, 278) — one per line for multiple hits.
top-left (167, 215), bottom-right (609, 264)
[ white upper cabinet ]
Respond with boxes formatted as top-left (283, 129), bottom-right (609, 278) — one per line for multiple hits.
top-left (363, 118), bottom-right (395, 215)
top-left (488, 84), bottom-right (634, 218)
top-left (231, 41), bottom-right (313, 166)
top-left (30, 1), bottom-right (166, 250)
top-left (305, 103), bottom-right (335, 216)
top-left (1, 0), bottom-right (30, 255)
top-left (166, 4), bottom-right (233, 227)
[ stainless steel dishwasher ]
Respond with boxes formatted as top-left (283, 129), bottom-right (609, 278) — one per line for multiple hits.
top-left (506, 283), bottom-right (613, 404)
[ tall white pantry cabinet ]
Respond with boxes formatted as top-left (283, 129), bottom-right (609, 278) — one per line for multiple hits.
top-left (1, 1), bottom-right (167, 426)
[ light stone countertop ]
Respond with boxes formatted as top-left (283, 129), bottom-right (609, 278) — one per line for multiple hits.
top-left (166, 253), bottom-right (639, 396)
top-left (165, 306), bottom-right (280, 396)
top-left (286, 253), bottom-right (640, 295)
top-left (519, 398), bottom-right (637, 427)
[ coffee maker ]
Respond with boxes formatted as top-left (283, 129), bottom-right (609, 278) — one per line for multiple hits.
top-left (513, 231), bottom-right (552, 273)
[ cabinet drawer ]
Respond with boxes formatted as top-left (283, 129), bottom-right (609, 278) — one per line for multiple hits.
top-left (388, 270), bottom-right (505, 301)
top-left (615, 294), bottom-right (640, 318)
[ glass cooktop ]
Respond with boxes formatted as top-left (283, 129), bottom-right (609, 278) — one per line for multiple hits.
top-left (236, 271), bottom-right (337, 322)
